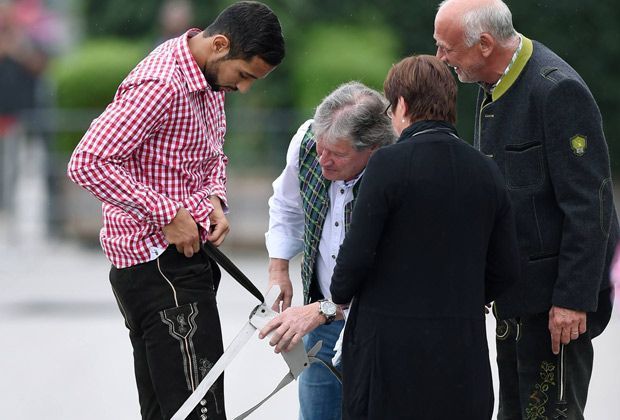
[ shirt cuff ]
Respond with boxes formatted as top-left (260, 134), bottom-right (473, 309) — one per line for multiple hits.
top-left (184, 200), bottom-right (211, 233)
top-left (210, 185), bottom-right (228, 213)
top-left (265, 231), bottom-right (303, 260)
top-left (146, 193), bottom-right (182, 228)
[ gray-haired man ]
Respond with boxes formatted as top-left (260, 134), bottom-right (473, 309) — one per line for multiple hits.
top-left (263, 82), bottom-right (395, 420)
top-left (434, 0), bottom-right (618, 418)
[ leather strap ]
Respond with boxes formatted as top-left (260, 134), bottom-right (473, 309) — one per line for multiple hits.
top-left (172, 247), bottom-right (342, 419)
top-left (202, 241), bottom-right (264, 303)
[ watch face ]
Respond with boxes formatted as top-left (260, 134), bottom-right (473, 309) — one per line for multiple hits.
top-left (320, 300), bottom-right (337, 317)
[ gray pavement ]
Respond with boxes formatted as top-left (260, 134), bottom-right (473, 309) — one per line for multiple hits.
top-left (0, 141), bottom-right (618, 419)
top-left (0, 233), bottom-right (302, 419)
top-left (2, 225), bottom-right (620, 419)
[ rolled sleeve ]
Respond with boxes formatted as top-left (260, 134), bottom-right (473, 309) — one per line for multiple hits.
top-left (184, 148), bottom-right (229, 231)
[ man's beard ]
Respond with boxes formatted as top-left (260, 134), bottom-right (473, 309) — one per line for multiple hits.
top-left (202, 59), bottom-right (237, 92)
top-left (203, 63), bottom-right (222, 92)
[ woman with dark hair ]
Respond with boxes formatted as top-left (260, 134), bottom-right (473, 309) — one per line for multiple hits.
top-left (329, 55), bottom-right (520, 419)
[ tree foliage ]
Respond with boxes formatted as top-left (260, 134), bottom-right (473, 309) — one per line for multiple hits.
top-left (77, 0), bottom-right (620, 171)
top-left (51, 39), bottom-right (147, 152)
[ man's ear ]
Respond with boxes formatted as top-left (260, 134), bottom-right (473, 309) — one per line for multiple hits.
top-left (211, 34), bottom-right (230, 58)
top-left (479, 33), bottom-right (495, 58)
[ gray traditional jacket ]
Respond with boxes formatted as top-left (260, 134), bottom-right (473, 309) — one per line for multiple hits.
top-left (474, 36), bottom-right (619, 319)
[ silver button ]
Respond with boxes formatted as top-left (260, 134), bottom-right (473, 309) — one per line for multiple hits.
top-left (201, 407), bottom-right (208, 414)
top-left (200, 399), bottom-right (207, 406)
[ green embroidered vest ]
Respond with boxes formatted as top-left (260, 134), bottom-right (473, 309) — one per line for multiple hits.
top-left (298, 125), bottom-right (360, 304)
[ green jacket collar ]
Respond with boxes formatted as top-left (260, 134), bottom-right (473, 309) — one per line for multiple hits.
top-left (492, 36), bottom-right (533, 101)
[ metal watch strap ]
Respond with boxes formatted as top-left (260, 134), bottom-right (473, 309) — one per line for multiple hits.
top-left (318, 299), bottom-right (336, 325)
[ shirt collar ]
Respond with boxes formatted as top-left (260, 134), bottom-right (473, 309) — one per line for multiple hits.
top-left (496, 35), bottom-right (522, 89)
top-left (481, 34), bottom-right (534, 102)
top-left (175, 29), bottom-right (209, 93)
top-left (344, 169), bottom-right (365, 187)
top-left (333, 169), bottom-right (365, 189)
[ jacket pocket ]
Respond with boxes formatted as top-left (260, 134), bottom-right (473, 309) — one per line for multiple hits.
top-left (504, 141), bottom-right (544, 189)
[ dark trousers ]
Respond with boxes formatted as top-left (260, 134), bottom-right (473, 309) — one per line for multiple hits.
top-left (495, 289), bottom-right (612, 420)
top-left (110, 247), bottom-right (226, 420)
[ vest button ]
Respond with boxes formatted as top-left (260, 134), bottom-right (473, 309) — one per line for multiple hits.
top-left (335, 221), bottom-right (339, 227)
top-left (340, 189), bottom-right (345, 194)
top-left (331, 255), bottom-right (336, 259)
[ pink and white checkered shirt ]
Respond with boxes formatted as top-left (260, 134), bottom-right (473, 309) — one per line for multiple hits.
top-left (68, 29), bottom-right (228, 268)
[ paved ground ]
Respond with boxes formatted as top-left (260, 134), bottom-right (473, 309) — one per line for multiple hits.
top-left (0, 229), bottom-right (303, 419)
top-left (2, 236), bottom-right (619, 419)
top-left (1, 141), bottom-right (619, 419)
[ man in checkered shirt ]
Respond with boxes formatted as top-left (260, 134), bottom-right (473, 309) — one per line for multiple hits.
top-left (67, 2), bottom-right (284, 419)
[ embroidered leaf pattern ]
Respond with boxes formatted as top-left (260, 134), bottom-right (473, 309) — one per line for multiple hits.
top-left (525, 361), bottom-right (556, 420)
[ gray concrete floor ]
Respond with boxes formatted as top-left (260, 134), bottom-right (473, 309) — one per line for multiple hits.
top-left (0, 235), bottom-right (301, 419)
top-left (0, 141), bottom-right (618, 419)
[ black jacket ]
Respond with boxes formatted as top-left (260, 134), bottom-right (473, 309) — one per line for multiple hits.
top-left (330, 120), bottom-right (519, 419)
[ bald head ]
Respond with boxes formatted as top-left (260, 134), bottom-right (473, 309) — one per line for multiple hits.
top-left (436, 0), bottom-right (517, 47)
top-left (434, 0), bottom-right (518, 84)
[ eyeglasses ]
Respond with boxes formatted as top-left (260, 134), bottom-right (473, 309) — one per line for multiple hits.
top-left (383, 103), bottom-right (393, 118)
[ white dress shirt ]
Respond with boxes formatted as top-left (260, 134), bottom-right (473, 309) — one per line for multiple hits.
top-left (265, 119), bottom-right (363, 299)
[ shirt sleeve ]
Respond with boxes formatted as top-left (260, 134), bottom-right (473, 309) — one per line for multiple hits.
top-left (67, 78), bottom-right (179, 228)
top-left (264, 120), bottom-right (313, 260)
top-left (544, 78), bottom-right (615, 312)
top-left (182, 147), bottom-right (229, 232)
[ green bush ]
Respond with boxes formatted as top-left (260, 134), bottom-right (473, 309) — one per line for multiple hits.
top-left (51, 39), bottom-right (148, 152)
top-left (290, 24), bottom-right (399, 111)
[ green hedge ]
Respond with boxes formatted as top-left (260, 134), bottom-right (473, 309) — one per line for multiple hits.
top-left (51, 39), bottom-right (148, 152)
top-left (290, 24), bottom-right (399, 111)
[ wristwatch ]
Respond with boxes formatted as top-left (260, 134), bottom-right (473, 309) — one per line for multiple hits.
top-left (318, 299), bottom-right (337, 325)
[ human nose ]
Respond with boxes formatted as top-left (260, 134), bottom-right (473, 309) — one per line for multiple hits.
top-left (237, 79), bottom-right (253, 93)
top-left (318, 150), bottom-right (330, 166)
top-left (436, 46), bottom-right (445, 61)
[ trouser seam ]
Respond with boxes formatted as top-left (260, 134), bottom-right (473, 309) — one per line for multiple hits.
top-left (557, 344), bottom-right (566, 403)
top-left (155, 256), bottom-right (199, 392)
top-left (111, 284), bottom-right (136, 332)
